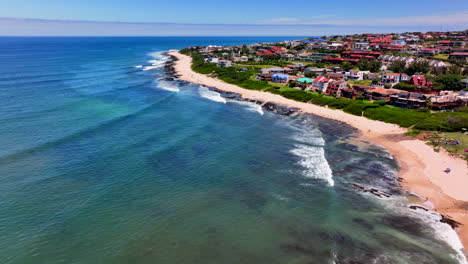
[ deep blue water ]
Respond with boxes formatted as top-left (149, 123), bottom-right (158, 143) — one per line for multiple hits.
top-left (0, 37), bottom-right (465, 264)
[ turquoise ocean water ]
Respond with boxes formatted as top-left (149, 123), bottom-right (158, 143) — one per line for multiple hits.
top-left (0, 37), bottom-right (465, 263)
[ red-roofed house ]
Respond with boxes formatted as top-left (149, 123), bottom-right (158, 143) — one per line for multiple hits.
top-left (311, 76), bottom-right (330, 92)
top-left (408, 75), bottom-right (432, 89)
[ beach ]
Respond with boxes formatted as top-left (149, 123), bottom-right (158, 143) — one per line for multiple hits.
top-left (169, 50), bottom-right (468, 250)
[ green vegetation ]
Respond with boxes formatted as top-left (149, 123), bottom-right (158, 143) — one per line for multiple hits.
top-left (389, 60), bottom-right (406, 73)
top-left (422, 132), bottom-right (468, 160)
top-left (348, 80), bottom-right (373, 86)
top-left (181, 49), bottom-right (468, 132)
top-left (433, 74), bottom-right (464, 91)
top-left (357, 58), bottom-right (382, 72)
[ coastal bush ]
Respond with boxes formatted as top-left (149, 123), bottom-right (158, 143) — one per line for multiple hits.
top-left (363, 106), bottom-right (430, 127)
top-left (343, 101), bottom-right (376, 115)
top-left (279, 90), bottom-right (315, 102)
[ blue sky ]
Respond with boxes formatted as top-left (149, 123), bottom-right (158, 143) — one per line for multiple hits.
top-left (0, 0), bottom-right (467, 35)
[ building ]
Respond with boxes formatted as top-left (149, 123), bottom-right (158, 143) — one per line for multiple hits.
top-left (382, 73), bottom-right (410, 84)
top-left (419, 48), bottom-right (440, 55)
top-left (271, 74), bottom-right (289, 83)
top-left (321, 57), bottom-right (360, 64)
top-left (346, 70), bottom-right (370, 81)
top-left (407, 75), bottom-right (432, 89)
top-left (364, 87), bottom-right (401, 101)
top-left (311, 76), bottom-right (330, 92)
top-left (325, 81), bottom-right (349, 95)
top-left (218, 60), bottom-right (232, 68)
top-left (389, 92), bottom-right (427, 109)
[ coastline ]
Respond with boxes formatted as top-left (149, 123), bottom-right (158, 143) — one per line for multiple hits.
top-left (168, 50), bottom-right (468, 252)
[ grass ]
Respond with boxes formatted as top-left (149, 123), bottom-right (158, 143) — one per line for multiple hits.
top-left (422, 132), bottom-right (468, 161)
top-left (348, 80), bottom-right (373, 86)
top-left (433, 54), bottom-right (449, 60)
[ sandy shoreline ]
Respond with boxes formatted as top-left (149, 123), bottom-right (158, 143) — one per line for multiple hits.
top-left (168, 51), bottom-right (468, 253)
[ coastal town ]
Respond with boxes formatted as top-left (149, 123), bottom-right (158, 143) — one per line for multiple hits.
top-left (185, 30), bottom-right (468, 111)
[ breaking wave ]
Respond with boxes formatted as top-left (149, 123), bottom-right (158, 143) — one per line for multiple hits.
top-left (229, 100), bottom-right (264, 115)
top-left (290, 129), bottom-right (334, 186)
top-left (142, 51), bottom-right (170, 71)
top-left (198, 86), bottom-right (226, 104)
top-left (407, 207), bottom-right (468, 264)
top-left (156, 80), bottom-right (180, 92)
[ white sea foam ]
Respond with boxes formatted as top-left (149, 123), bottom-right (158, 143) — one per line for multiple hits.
top-left (291, 144), bottom-right (334, 186)
top-left (406, 206), bottom-right (468, 264)
top-left (134, 65), bottom-right (143, 68)
top-left (198, 86), bottom-right (226, 104)
top-left (142, 51), bottom-right (170, 71)
top-left (230, 100), bottom-right (264, 115)
top-left (157, 80), bottom-right (180, 92)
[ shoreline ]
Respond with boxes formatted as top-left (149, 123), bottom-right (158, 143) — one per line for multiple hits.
top-left (168, 51), bottom-right (468, 253)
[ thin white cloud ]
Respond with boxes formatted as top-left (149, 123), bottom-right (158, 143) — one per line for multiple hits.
top-left (320, 11), bottom-right (468, 26)
top-left (259, 17), bottom-right (299, 24)
top-left (267, 11), bottom-right (468, 27)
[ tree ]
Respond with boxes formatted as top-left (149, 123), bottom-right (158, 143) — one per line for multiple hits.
top-left (447, 65), bottom-right (462, 75)
top-left (304, 72), bottom-right (318, 78)
top-left (341, 61), bottom-right (353, 71)
top-left (358, 58), bottom-right (382, 72)
top-left (434, 74), bottom-right (464, 91)
top-left (389, 60), bottom-right (406, 73)
top-left (405, 60), bottom-right (430, 75)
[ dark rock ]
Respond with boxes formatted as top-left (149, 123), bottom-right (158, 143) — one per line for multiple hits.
top-left (440, 214), bottom-right (462, 229)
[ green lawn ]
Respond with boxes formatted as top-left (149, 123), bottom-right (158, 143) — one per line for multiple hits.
top-left (348, 80), bottom-right (373, 86)
top-left (433, 54), bottom-right (449, 60)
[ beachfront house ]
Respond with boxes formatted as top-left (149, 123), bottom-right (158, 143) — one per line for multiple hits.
top-left (364, 87), bottom-right (401, 101)
top-left (311, 76), bottom-right (330, 92)
top-left (271, 74), bottom-right (289, 84)
top-left (325, 81), bottom-right (349, 95)
top-left (389, 92), bottom-right (427, 109)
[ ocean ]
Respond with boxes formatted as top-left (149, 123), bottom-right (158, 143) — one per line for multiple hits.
top-left (0, 37), bottom-right (465, 264)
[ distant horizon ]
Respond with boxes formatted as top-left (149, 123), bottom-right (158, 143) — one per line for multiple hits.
top-left (0, 17), bottom-right (466, 37)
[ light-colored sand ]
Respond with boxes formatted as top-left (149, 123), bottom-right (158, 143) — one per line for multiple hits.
top-left (169, 51), bottom-right (468, 248)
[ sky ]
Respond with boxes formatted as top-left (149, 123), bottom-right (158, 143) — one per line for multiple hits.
top-left (0, 0), bottom-right (467, 36)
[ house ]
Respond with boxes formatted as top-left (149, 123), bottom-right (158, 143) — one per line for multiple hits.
top-left (419, 48), bottom-right (440, 55)
top-left (305, 67), bottom-right (332, 75)
top-left (271, 74), bottom-right (289, 83)
top-left (327, 73), bottom-right (345, 81)
top-left (365, 87), bottom-right (401, 101)
top-left (408, 75), bottom-right (432, 89)
top-left (346, 70), bottom-right (370, 81)
top-left (354, 42), bottom-right (370, 49)
top-left (366, 73), bottom-right (380, 80)
top-left (340, 88), bottom-right (357, 99)
top-left (382, 73), bottom-right (409, 84)
top-left (206, 57), bottom-right (219, 63)
top-left (321, 57), bottom-right (360, 64)
top-left (429, 91), bottom-right (468, 110)
top-left (389, 92), bottom-right (427, 109)
top-left (325, 81), bottom-right (349, 95)
top-left (218, 60), bottom-right (232, 68)
top-left (449, 53), bottom-right (468, 61)
top-left (352, 84), bottom-right (374, 94)
top-left (311, 76), bottom-right (330, 92)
